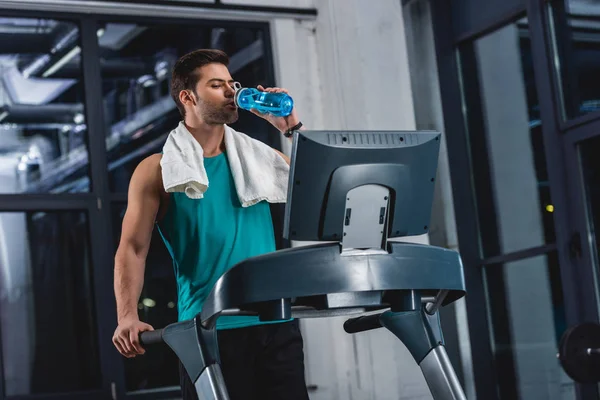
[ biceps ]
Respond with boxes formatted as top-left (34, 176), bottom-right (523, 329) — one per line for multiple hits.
top-left (119, 196), bottom-right (159, 257)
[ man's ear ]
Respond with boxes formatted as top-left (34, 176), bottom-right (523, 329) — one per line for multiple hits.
top-left (179, 90), bottom-right (196, 107)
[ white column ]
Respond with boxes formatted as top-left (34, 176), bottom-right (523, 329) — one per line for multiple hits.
top-left (270, 0), bottom-right (435, 398)
top-left (403, 1), bottom-right (475, 399)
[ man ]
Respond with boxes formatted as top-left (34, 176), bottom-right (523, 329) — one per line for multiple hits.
top-left (111, 49), bottom-right (309, 400)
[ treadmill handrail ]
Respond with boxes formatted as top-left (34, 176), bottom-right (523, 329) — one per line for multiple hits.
top-left (200, 241), bottom-right (465, 326)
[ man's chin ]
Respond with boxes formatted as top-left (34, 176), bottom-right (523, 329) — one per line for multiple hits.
top-left (207, 111), bottom-right (238, 125)
top-left (225, 111), bottom-right (239, 124)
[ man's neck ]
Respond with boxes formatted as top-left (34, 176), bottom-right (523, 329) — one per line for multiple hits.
top-left (183, 118), bottom-right (225, 157)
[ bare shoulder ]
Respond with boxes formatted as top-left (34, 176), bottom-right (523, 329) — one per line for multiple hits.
top-left (136, 153), bottom-right (162, 173)
top-left (130, 154), bottom-right (164, 195)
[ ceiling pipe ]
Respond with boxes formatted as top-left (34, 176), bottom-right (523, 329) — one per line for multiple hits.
top-left (21, 24), bottom-right (79, 79)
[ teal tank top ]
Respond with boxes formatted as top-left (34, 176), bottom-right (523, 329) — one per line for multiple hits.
top-left (156, 152), bottom-right (280, 330)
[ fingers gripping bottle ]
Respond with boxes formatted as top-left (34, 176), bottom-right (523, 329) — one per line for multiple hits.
top-left (233, 82), bottom-right (294, 117)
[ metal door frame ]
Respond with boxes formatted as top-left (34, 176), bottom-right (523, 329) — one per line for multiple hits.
top-left (431, 0), bottom-right (600, 398)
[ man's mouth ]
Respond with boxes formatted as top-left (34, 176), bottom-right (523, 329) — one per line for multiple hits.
top-left (225, 101), bottom-right (237, 109)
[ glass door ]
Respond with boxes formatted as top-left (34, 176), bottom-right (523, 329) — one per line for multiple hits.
top-left (578, 136), bottom-right (600, 283)
top-left (563, 129), bottom-right (600, 319)
top-left (548, 0), bottom-right (600, 324)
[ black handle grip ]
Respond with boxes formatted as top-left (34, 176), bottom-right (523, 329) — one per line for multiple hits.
top-left (343, 314), bottom-right (382, 333)
top-left (140, 329), bottom-right (163, 346)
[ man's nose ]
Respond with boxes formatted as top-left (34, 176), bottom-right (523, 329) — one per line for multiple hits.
top-left (225, 84), bottom-right (235, 97)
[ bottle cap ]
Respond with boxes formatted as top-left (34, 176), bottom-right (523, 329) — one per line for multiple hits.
top-left (232, 81), bottom-right (242, 92)
top-left (232, 82), bottom-right (244, 107)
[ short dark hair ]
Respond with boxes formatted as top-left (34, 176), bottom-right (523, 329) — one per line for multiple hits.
top-left (170, 49), bottom-right (230, 117)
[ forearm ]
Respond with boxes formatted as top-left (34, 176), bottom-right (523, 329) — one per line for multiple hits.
top-left (283, 121), bottom-right (305, 142)
top-left (114, 249), bottom-right (146, 322)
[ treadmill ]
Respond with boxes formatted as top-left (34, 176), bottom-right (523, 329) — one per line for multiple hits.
top-left (141, 130), bottom-right (467, 400)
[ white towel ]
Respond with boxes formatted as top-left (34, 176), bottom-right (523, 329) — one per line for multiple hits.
top-left (160, 121), bottom-right (289, 207)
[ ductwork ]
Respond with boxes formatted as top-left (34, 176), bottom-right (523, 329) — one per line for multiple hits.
top-left (0, 18), bottom-right (58, 34)
top-left (21, 23), bottom-right (79, 79)
top-left (0, 103), bottom-right (83, 124)
top-left (53, 58), bottom-right (153, 80)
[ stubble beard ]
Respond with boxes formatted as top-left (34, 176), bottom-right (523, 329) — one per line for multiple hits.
top-left (197, 97), bottom-right (238, 125)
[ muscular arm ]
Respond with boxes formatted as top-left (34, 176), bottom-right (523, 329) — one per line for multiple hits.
top-left (114, 154), bottom-right (162, 323)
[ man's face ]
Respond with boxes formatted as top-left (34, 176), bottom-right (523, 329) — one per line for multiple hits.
top-left (188, 63), bottom-right (238, 124)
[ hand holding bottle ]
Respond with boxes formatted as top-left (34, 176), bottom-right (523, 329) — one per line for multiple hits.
top-left (234, 84), bottom-right (301, 134)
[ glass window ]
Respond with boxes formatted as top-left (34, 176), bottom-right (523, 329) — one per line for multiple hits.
top-left (0, 17), bottom-right (91, 193)
top-left (551, 0), bottom-right (600, 120)
top-left (579, 135), bottom-right (600, 307)
top-left (459, 18), bottom-right (556, 258)
top-left (111, 204), bottom-right (180, 393)
top-left (97, 22), bottom-right (275, 193)
top-left (0, 211), bottom-right (100, 396)
top-left (483, 252), bottom-right (575, 400)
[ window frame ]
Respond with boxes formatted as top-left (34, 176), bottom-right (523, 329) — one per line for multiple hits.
top-left (0, 2), bottom-right (308, 399)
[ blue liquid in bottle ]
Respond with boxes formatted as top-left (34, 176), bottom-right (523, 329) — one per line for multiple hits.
top-left (233, 83), bottom-right (294, 117)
